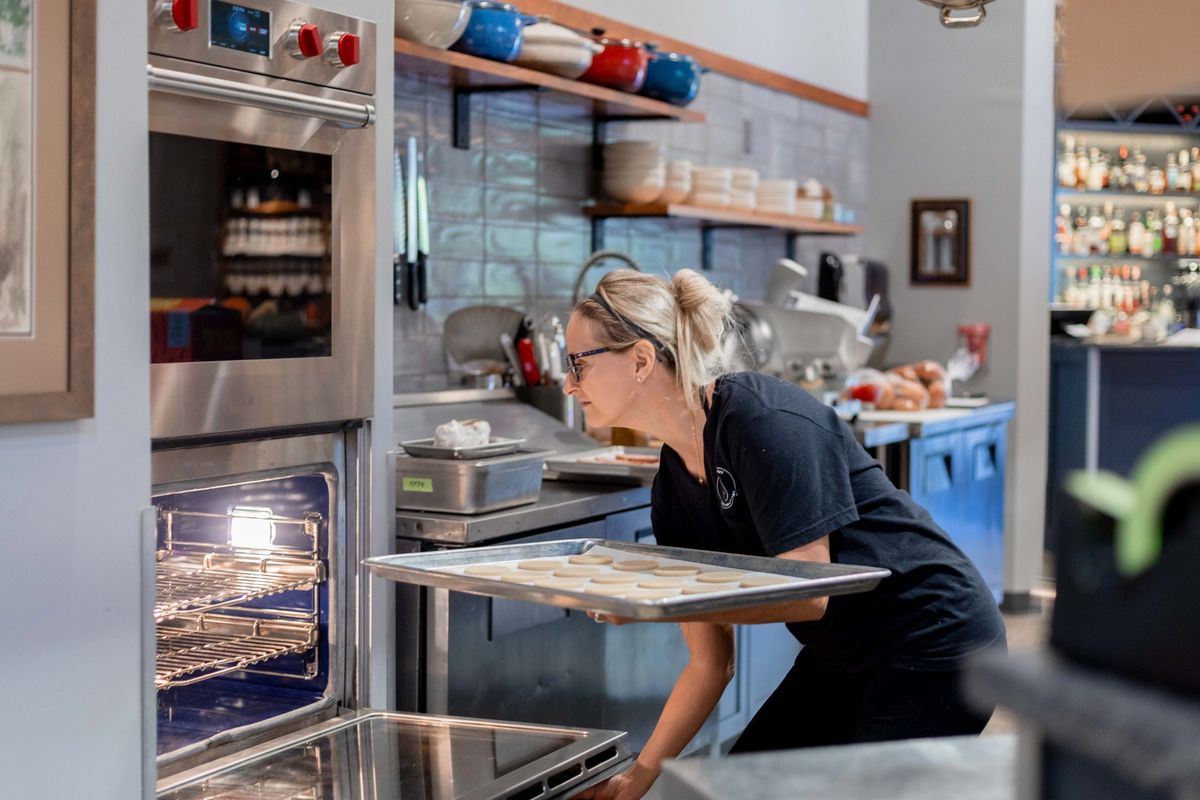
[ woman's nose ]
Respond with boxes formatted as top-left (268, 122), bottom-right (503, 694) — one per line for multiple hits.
top-left (562, 375), bottom-right (578, 397)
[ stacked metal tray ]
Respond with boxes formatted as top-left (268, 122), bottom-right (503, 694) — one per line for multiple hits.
top-left (399, 436), bottom-right (526, 460)
top-left (544, 446), bottom-right (661, 484)
top-left (366, 539), bottom-right (890, 620)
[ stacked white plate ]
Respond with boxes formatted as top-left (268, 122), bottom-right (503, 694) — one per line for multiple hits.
top-left (795, 197), bottom-right (824, 219)
top-left (659, 160), bottom-right (693, 204)
top-left (729, 168), bottom-right (759, 210)
top-left (602, 141), bottom-right (666, 204)
top-left (756, 179), bottom-right (797, 215)
top-left (687, 166), bottom-right (732, 207)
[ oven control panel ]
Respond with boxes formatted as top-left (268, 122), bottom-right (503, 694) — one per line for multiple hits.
top-left (148, 0), bottom-right (375, 95)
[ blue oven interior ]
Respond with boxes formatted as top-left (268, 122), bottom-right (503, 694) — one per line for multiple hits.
top-left (154, 471), bottom-right (334, 756)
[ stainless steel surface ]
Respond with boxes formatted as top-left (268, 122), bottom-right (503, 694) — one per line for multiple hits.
top-left (157, 613), bottom-right (319, 690)
top-left (394, 395), bottom-right (599, 458)
top-left (733, 299), bottom-right (874, 381)
top-left (400, 435), bottom-right (527, 460)
top-left (393, 387), bottom-right (519, 407)
top-left (147, 0), bottom-right (376, 95)
top-left (544, 446), bottom-right (659, 483)
top-left (659, 735), bottom-right (1016, 800)
top-left (395, 450), bottom-right (550, 514)
top-left (156, 710), bottom-right (633, 800)
top-left (147, 11), bottom-right (376, 438)
top-left (394, 481), bottom-right (652, 544)
top-left (152, 432), bottom-right (351, 775)
top-left (367, 539), bottom-right (890, 620)
top-left (147, 65), bottom-right (374, 126)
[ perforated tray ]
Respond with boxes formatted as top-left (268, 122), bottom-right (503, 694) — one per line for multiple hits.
top-left (365, 539), bottom-right (890, 621)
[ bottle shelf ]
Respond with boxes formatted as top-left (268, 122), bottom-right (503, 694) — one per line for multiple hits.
top-left (1054, 253), bottom-right (1200, 264)
top-left (1057, 189), bottom-right (1200, 203)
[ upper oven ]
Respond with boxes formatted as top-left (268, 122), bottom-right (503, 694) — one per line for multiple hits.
top-left (146, 0), bottom-right (376, 439)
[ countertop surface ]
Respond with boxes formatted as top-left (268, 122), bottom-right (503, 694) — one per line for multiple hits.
top-left (395, 479), bottom-right (652, 545)
top-left (659, 735), bottom-right (1016, 800)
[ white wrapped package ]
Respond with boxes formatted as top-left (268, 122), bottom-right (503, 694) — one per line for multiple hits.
top-left (433, 419), bottom-right (491, 449)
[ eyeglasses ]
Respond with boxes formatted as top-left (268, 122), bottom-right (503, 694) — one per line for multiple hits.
top-left (564, 347), bottom-right (612, 383)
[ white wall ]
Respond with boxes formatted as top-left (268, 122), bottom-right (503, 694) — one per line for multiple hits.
top-left (0, 1), bottom-right (151, 796)
top-left (565, 0), bottom-right (868, 100)
top-left (866, 0), bottom-right (1054, 598)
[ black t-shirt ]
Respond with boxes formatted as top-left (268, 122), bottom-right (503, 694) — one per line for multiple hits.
top-left (651, 372), bottom-right (1004, 673)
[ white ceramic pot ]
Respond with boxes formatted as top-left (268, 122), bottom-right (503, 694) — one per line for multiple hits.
top-left (515, 19), bottom-right (602, 79)
top-left (395, 0), bottom-right (472, 50)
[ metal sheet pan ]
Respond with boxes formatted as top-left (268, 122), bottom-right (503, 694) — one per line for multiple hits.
top-left (544, 446), bottom-right (660, 483)
top-left (365, 539), bottom-right (890, 621)
top-left (400, 435), bottom-right (527, 459)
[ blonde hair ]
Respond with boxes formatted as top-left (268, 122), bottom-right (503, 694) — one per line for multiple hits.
top-left (574, 269), bottom-right (734, 410)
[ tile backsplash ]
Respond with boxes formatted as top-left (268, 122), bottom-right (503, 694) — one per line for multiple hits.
top-left (393, 65), bottom-right (867, 393)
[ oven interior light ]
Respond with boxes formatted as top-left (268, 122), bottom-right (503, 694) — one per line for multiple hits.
top-left (228, 506), bottom-right (277, 549)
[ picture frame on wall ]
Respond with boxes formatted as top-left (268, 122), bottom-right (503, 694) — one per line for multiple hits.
top-left (0, 0), bottom-right (95, 423)
top-left (910, 198), bottom-right (971, 286)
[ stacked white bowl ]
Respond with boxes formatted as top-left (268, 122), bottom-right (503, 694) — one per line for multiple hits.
top-left (795, 178), bottom-right (825, 219)
top-left (659, 160), bottom-right (693, 204)
top-left (729, 168), bottom-right (759, 210)
top-left (688, 167), bottom-right (732, 207)
top-left (602, 141), bottom-right (666, 204)
top-left (756, 179), bottom-right (798, 215)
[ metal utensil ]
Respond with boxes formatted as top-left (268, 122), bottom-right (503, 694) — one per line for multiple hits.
top-left (416, 155), bottom-right (430, 306)
top-left (392, 144), bottom-right (407, 305)
top-left (404, 136), bottom-right (419, 310)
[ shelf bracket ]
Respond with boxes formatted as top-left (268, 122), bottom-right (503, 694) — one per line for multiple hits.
top-left (701, 225), bottom-right (715, 272)
top-left (453, 84), bottom-right (543, 150)
top-left (591, 217), bottom-right (606, 254)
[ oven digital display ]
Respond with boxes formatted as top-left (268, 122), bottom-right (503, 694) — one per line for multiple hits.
top-left (210, 1), bottom-right (271, 57)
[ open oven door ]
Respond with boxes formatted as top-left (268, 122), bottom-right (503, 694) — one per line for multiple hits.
top-left (155, 709), bottom-right (633, 800)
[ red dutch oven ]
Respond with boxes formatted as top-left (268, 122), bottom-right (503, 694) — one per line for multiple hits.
top-left (580, 27), bottom-right (648, 92)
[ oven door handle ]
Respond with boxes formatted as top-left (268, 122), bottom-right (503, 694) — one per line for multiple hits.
top-left (147, 65), bottom-right (375, 129)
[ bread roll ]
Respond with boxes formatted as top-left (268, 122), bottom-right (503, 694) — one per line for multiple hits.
top-left (926, 379), bottom-right (948, 409)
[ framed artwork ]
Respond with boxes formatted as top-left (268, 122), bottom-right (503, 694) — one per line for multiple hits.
top-left (910, 198), bottom-right (971, 286)
top-left (0, 0), bottom-right (94, 423)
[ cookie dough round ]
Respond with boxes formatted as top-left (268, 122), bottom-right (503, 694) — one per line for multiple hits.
top-left (554, 566), bottom-right (602, 578)
top-left (653, 565), bottom-right (702, 577)
top-left (518, 559), bottom-right (562, 572)
top-left (583, 584), bottom-right (628, 597)
top-left (463, 564), bottom-right (510, 576)
top-left (638, 577), bottom-right (691, 589)
top-left (590, 573), bottom-right (640, 585)
top-left (740, 574), bottom-right (793, 588)
top-left (533, 577), bottom-right (587, 590)
top-left (612, 559), bottom-right (660, 572)
top-left (695, 571), bottom-right (744, 584)
top-left (626, 588), bottom-right (681, 600)
top-left (569, 554), bottom-right (614, 566)
top-left (681, 583), bottom-right (730, 595)
top-left (500, 571), bottom-right (541, 584)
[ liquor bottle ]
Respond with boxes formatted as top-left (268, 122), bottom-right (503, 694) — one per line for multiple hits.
top-left (1147, 210), bottom-right (1164, 253)
top-left (1191, 147), bottom-right (1200, 192)
top-left (1058, 135), bottom-right (1078, 188)
top-left (1109, 207), bottom-right (1128, 255)
top-left (1180, 149), bottom-right (1193, 192)
top-left (1089, 206), bottom-right (1108, 254)
top-left (1164, 201), bottom-right (1180, 254)
top-left (1075, 137), bottom-right (1090, 188)
top-left (1129, 211), bottom-right (1146, 255)
top-left (1149, 163), bottom-right (1167, 195)
top-left (1167, 151), bottom-right (1181, 192)
top-left (1131, 147), bottom-right (1150, 193)
top-left (1087, 147), bottom-right (1107, 191)
top-left (1073, 206), bottom-right (1092, 255)
top-left (1056, 203), bottom-right (1074, 254)
top-left (1182, 208), bottom-right (1197, 256)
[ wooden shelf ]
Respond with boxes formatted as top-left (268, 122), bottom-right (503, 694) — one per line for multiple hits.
top-left (586, 202), bottom-right (863, 236)
top-left (393, 38), bottom-right (705, 124)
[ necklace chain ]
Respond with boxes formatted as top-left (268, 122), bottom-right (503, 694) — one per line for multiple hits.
top-left (690, 408), bottom-right (706, 486)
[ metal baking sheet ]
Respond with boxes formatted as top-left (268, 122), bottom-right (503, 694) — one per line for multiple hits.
top-left (400, 435), bottom-right (527, 459)
top-left (544, 446), bottom-right (661, 483)
top-left (365, 539), bottom-right (890, 620)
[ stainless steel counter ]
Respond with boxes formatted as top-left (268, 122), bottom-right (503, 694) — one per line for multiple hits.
top-left (659, 735), bottom-right (1017, 800)
top-left (395, 480), bottom-right (652, 545)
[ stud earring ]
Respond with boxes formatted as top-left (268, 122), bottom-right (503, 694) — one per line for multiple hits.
top-left (637, 376), bottom-right (644, 383)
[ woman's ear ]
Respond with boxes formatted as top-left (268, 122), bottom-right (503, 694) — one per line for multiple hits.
top-left (631, 340), bottom-right (657, 381)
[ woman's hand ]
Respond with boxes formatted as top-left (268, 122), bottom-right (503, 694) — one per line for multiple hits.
top-left (587, 610), bottom-right (638, 626)
top-left (572, 761), bottom-right (659, 800)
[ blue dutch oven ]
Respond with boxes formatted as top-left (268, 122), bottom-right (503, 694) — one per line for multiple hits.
top-left (639, 46), bottom-right (703, 106)
top-left (451, 1), bottom-right (529, 63)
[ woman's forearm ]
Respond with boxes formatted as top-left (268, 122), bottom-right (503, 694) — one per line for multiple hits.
top-left (637, 660), bottom-right (733, 772)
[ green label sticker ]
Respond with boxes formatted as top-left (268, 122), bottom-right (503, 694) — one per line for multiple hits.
top-left (401, 477), bottom-right (433, 493)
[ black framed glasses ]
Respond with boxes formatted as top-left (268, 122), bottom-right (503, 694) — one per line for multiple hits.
top-left (564, 347), bottom-right (612, 383)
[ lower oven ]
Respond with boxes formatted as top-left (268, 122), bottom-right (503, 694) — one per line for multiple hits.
top-left (152, 429), bottom-right (632, 798)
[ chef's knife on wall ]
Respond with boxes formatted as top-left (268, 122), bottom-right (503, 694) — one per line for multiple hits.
top-left (392, 143), bottom-right (407, 306)
top-left (416, 157), bottom-right (430, 307)
top-left (405, 136), bottom-right (420, 311)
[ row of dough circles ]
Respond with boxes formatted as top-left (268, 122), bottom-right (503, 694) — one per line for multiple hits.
top-left (457, 554), bottom-right (795, 594)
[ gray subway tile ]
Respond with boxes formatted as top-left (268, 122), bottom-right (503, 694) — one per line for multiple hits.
top-left (537, 229), bottom-right (589, 264)
top-left (487, 113), bottom-right (539, 152)
top-left (425, 141), bottom-right (485, 183)
top-left (485, 187), bottom-right (538, 224)
top-left (484, 262), bottom-right (535, 297)
top-left (537, 193), bottom-right (588, 230)
top-left (537, 263), bottom-right (582, 299)
top-left (430, 221), bottom-right (485, 260)
top-left (426, 259), bottom-right (485, 298)
top-left (429, 182), bottom-right (484, 221)
top-left (485, 150), bottom-right (538, 188)
top-left (486, 224), bottom-right (537, 260)
top-left (537, 157), bottom-right (590, 198)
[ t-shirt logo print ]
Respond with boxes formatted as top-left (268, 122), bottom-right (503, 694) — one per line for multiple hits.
top-left (715, 467), bottom-right (738, 510)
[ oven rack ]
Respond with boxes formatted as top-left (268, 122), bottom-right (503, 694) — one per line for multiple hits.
top-left (159, 507), bottom-right (323, 559)
top-left (156, 614), bottom-right (318, 690)
top-left (156, 553), bottom-right (324, 623)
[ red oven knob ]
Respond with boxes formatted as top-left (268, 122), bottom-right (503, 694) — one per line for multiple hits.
top-left (324, 32), bottom-right (361, 68)
top-left (156, 0), bottom-right (199, 32)
top-left (286, 20), bottom-right (323, 59)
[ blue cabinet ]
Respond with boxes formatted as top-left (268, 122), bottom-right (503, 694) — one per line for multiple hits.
top-left (908, 421), bottom-right (1007, 604)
